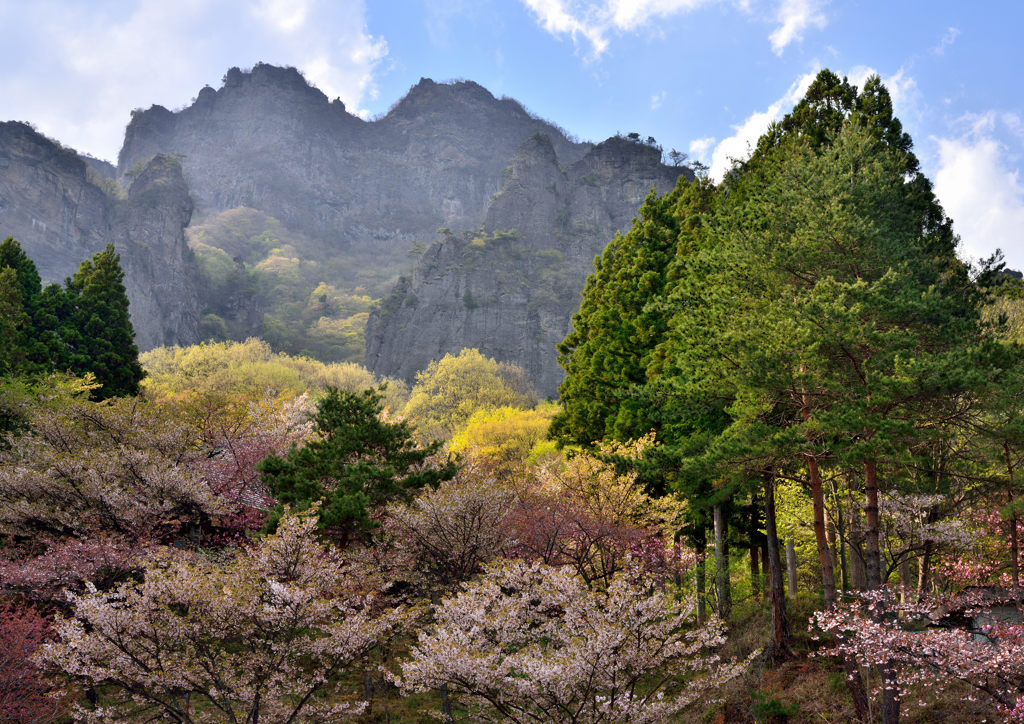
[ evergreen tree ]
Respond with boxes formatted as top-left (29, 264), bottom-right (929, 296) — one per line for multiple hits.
top-left (552, 177), bottom-right (714, 448)
top-left (259, 385), bottom-right (457, 545)
top-left (0, 238), bottom-right (48, 373)
top-left (61, 244), bottom-right (144, 399)
top-left (0, 268), bottom-right (30, 376)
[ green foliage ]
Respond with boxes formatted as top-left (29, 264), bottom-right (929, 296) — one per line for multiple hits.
top-left (403, 348), bottom-right (539, 440)
top-left (552, 176), bottom-right (714, 448)
top-left (259, 386), bottom-right (456, 543)
top-left (0, 239), bottom-right (144, 400)
top-left (751, 690), bottom-right (800, 723)
top-left (57, 244), bottom-right (145, 399)
top-left (186, 207), bottom-right (398, 363)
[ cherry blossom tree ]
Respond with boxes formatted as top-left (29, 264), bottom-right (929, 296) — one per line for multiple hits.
top-left (812, 586), bottom-right (1024, 720)
top-left (507, 437), bottom-right (688, 588)
top-left (0, 599), bottom-right (69, 723)
top-left (37, 508), bottom-right (404, 723)
top-left (395, 558), bottom-right (752, 723)
top-left (383, 455), bottom-right (518, 592)
top-left (0, 392), bottom-right (225, 543)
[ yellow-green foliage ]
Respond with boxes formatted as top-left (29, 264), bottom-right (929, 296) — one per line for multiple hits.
top-left (402, 349), bottom-right (538, 440)
top-left (984, 294), bottom-right (1024, 344)
top-left (140, 338), bottom-right (409, 409)
top-left (449, 404), bottom-right (561, 473)
top-left (185, 208), bottom-right (392, 363)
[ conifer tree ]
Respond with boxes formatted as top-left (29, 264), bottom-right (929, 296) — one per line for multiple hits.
top-left (60, 244), bottom-right (144, 399)
top-left (259, 385), bottom-right (457, 545)
top-left (0, 238), bottom-right (47, 374)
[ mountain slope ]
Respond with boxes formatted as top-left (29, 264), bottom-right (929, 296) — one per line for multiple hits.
top-left (365, 134), bottom-right (687, 396)
top-left (0, 121), bottom-right (200, 350)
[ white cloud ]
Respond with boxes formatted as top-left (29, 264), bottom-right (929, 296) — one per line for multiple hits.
top-left (519, 0), bottom-right (609, 57)
top-left (932, 113), bottom-right (1024, 269)
top-left (688, 136), bottom-right (716, 164)
top-left (519, 0), bottom-right (825, 58)
top-left (706, 69), bottom-right (818, 181)
top-left (845, 65), bottom-right (918, 117)
top-left (768, 0), bottom-right (827, 55)
top-left (0, 0), bottom-right (387, 160)
top-left (933, 26), bottom-right (960, 55)
top-left (701, 65), bottom-right (920, 183)
top-left (650, 90), bottom-right (667, 110)
top-left (252, 0), bottom-right (311, 33)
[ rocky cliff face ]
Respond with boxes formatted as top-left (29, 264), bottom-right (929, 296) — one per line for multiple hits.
top-left (0, 122), bottom-right (200, 350)
top-left (3, 65), bottom-right (689, 392)
top-left (117, 63), bottom-right (591, 279)
top-left (365, 134), bottom-right (687, 396)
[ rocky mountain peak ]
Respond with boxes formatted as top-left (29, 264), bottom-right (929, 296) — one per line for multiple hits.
top-left (0, 124), bottom-right (200, 350)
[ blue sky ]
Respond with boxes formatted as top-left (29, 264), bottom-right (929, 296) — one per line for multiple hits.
top-left (1, 0), bottom-right (1021, 267)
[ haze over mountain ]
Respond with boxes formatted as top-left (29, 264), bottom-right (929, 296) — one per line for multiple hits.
top-left (0, 63), bottom-right (686, 394)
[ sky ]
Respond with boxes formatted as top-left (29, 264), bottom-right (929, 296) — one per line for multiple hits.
top-left (0, 0), bottom-right (1022, 268)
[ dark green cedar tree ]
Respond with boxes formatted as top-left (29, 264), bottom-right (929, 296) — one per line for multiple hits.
top-left (59, 244), bottom-right (145, 399)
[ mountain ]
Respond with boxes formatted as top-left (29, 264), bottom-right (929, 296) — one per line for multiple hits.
top-left (2, 64), bottom-right (687, 392)
top-left (365, 134), bottom-right (687, 396)
top-left (0, 121), bottom-right (200, 349)
top-left (118, 63), bottom-right (591, 280)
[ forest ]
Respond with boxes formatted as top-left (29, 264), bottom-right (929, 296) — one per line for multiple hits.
top-left (3, 69), bottom-right (1024, 723)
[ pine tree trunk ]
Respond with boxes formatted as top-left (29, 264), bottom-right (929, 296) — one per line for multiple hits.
top-left (864, 461), bottom-right (882, 589)
top-left (763, 474), bottom-right (791, 659)
top-left (749, 545), bottom-right (761, 601)
top-left (831, 486), bottom-right (850, 591)
top-left (864, 460), bottom-right (899, 724)
top-left (786, 539), bottom-right (798, 598)
top-left (714, 504), bottom-right (731, 621)
top-left (1006, 442), bottom-right (1021, 612)
top-left (917, 541), bottom-right (932, 595)
top-left (809, 455), bottom-right (836, 608)
top-left (695, 526), bottom-right (707, 625)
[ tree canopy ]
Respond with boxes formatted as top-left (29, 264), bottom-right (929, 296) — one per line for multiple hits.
top-left (259, 385), bottom-right (457, 544)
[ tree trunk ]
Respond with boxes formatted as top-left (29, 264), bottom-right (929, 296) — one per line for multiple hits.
top-left (786, 539), bottom-right (798, 598)
top-left (440, 684), bottom-right (453, 723)
top-left (825, 504), bottom-right (839, 585)
top-left (864, 460), bottom-right (899, 724)
top-left (899, 557), bottom-right (912, 604)
top-left (831, 485), bottom-right (850, 591)
top-left (809, 455), bottom-right (837, 608)
top-left (863, 461), bottom-right (882, 589)
top-left (714, 504), bottom-right (731, 621)
top-left (749, 545), bottom-right (762, 601)
top-left (849, 534), bottom-right (867, 591)
top-left (695, 526), bottom-right (707, 625)
top-left (763, 473), bottom-right (791, 659)
top-left (696, 555), bottom-right (707, 625)
top-left (1006, 442), bottom-right (1021, 612)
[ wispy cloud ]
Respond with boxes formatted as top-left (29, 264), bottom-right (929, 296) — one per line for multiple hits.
top-left (519, 0), bottom-right (825, 59)
top-left (932, 113), bottom-right (1024, 269)
top-left (768, 0), bottom-right (827, 55)
top-left (0, 0), bottom-right (388, 160)
top-left (688, 136), bottom-right (716, 165)
top-left (932, 26), bottom-right (960, 55)
top-left (650, 90), bottom-right (667, 110)
top-left (705, 68), bottom-right (818, 180)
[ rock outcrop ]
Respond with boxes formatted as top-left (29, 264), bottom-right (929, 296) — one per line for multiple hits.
top-left (365, 134), bottom-right (687, 396)
top-left (3, 65), bottom-right (689, 391)
top-left (117, 63), bottom-right (591, 283)
top-left (0, 122), bottom-right (200, 349)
